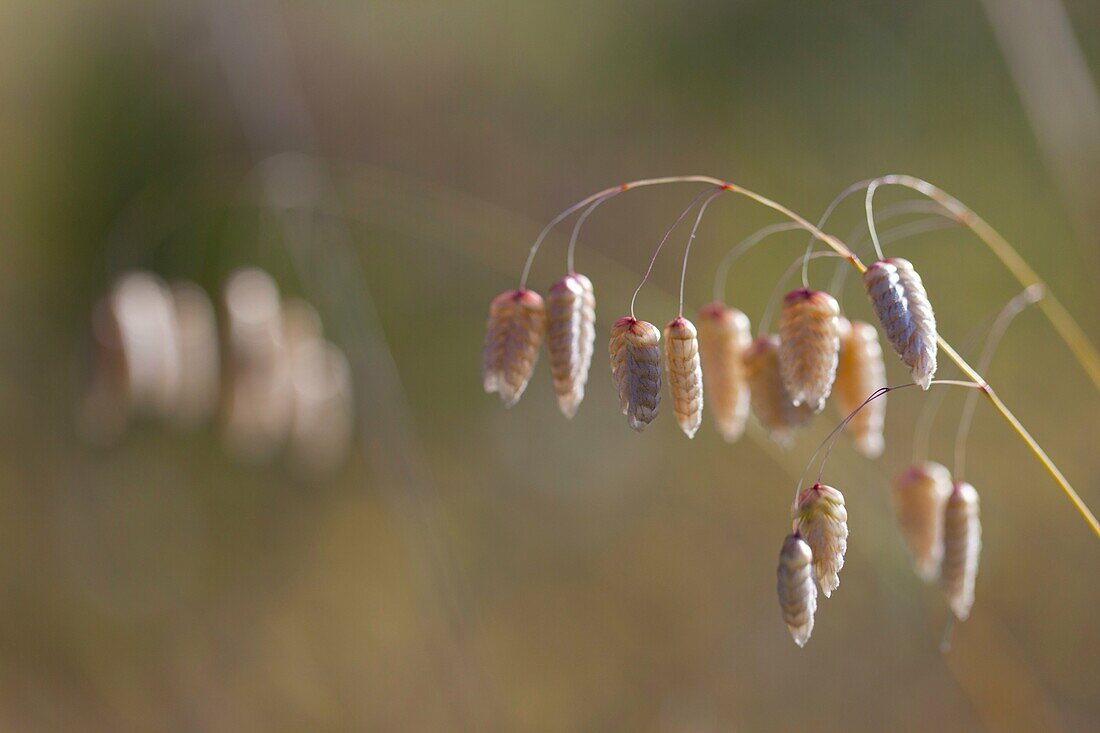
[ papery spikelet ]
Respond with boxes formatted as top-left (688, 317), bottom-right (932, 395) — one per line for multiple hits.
top-left (778, 289), bottom-right (841, 412)
top-left (744, 335), bottom-right (813, 445)
top-left (546, 273), bottom-right (596, 418)
top-left (482, 289), bottom-right (546, 407)
top-left (834, 319), bottom-right (887, 458)
top-left (863, 258), bottom-right (938, 389)
top-left (696, 302), bottom-right (751, 442)
top-left (777, 533), bottom-right (817, 647)
top-left (892, 462), bottom-right (953, 581)
top-left (941, 481), bottom-right (981, 620)
top-left (609, 317), bottom-right (661, 431)
top-left (792, 483), bottom-right (849, 597)
top-left (664, 317), bottom-right (703, 438)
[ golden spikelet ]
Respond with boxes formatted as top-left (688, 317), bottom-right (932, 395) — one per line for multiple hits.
top-left (696, 302), bottom-right (751, 442)
top-left (777, 533), bottom-right (817, 647)
top-left (941, 481), bottom-right (981, 620)
top-left (863, 257), bottom-right (938, 389)
top-left (834, 318), bottom-right (887, 458)
top-left (778, 289), bottom-right (841, 413)
top-left (664, 317), bottom-right (703, 438)
top-left (792, 483), bottom-right (849, 598)
top-left (609, 317), bottom-right (661, 431)
top-left (744, 335), bottom-right (813, 446)
top-left (546, 273), bottom-right (596, 418)
top-left (893, 462), bottom-right (953, 582)
top-left (482, 289), bottom-right (546, 407)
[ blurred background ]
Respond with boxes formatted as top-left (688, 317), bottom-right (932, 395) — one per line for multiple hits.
top-left (1, 0), bottom-right (1098, 730)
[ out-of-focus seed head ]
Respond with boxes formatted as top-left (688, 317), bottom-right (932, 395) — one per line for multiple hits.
top-left (892, 462), bottom-right (953, 582)
top-left (744, 335), bottom-right (814, 446)
top-left (609, 317), bottom-right (661, 431)
top-left (778, 289), bottom-right (841, 413)
top-left (482, 288), bottom-right (547, 407)
top-left (941, 481), bottom-right (981, 620)
top-left (863, 257), bottom-right (937, 389)
top-left (792, 483), bottom-right (849, 598)
top-left (834, 318), bottom-right (887, 458)
top-left (696, 302), bottom-right (752, 442)
top-left (546, 273), bottom-right (596, 419)
top-left (777, 533), bottom-right (817, 647)
top-left (664, 316), bottom-right (704, 438)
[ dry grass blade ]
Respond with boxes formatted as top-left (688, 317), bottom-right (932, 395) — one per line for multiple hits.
top-left (482, 288), bottom-right (547, 407)
top-left (744, 335), bottom-right (814, 446)
top-left (942, 481), bottom-right (982, 620)
top-left (863, 257), bottom-right (938, 389)
top-left (696, 302), bottom-right (751, 442)
top-left (893, 462), bottom-right (953, 582)
top-left (777, 533), bottom-right (818, 647)
top-left (778, 289), bottom-right (841, 412)
top-left (547, 273), bottom-right (596, 418)
top-left (609, 316), bottom-right (661, 431)
top-left (664, 316), bottom-right (703, 438)
top-left (792, 483), bottom-right (849, 597)
top-left (834, 318), bottom-right (887, 458)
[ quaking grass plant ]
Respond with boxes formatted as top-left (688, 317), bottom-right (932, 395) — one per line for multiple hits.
top-left (481, 174), bottom-right (1100, 647)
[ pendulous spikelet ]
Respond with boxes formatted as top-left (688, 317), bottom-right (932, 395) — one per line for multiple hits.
top-left (777, 533), bottom-right (818, 647)
top-left (546, 273), bottom-right (596, 418)
top-left (482, 289), bottom-right (547, 407)
top-left (792, 483), bottom-right (849, 598)
top-left (664, 317), bottom-right (704, 438)
top-left (834, 318), bottom-right (887, 458)
top-left (863, 257), bottom-right (938, 389)
top-left (609, 317), bottom-right (661, 431)
top-left (892, 462), bottom-right (953, 582)
top-left (778, 289), bottom-right (841, 412)
top-left (744, 335), bottom-right (814, 445)
top-left (941, 481), bottom-right (981, 620)
top-left (696, 302), bottom-right (752, 442)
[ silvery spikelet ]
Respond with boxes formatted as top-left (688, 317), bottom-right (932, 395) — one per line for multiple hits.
top-left (482, 289), bottom-right (547, 407)
top-left (609, 317), bottom-right (661, 431)
top-left (792, 483), bottom-right (849, 598)
top-left (833, 318), bottom-right (887, 458)
top-left (892, 462), bottom-right (953, 582)
top-left (664, 316), bottom-right (704, 438)
top-left (778, 289), bottom-right (841, 412)
top-left (696, 302), bottom-right (752, 442)
top-left (546, 273), bottom-right (596, 418)
top-left (941, 481), bottom-right (982, 620)
top-left (777, 533), bottom-right (818, 647)
top-left (863, 257), bottom-right (938, 389)
top-left (744, 335), bottom-right (814, 446)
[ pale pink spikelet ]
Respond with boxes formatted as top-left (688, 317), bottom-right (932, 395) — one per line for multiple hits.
top-left (778, 289), bottom-right (840, 413)
top-left (892, 462), bottom-right (953, 582)
top-left (744, 335), bottom-right (813, 446)
top-left (792, 483), bottom-right (849, 597)
top-left (696, 302), bottom-right (751, 442)
top-left (777, 533), bottom-right (817, 647)
top-left (482, 289), bottom-right (547, 407)
top-left (546, 273), bottom-right (596, 418)
top-left (664, 317), bottom-right (703, 438)
top-left (609, 317), bottom-right (661, 431)
top-left (863, 257), bottom-right (938, 389)
top-left (834, 318), bottom-right (887, 458)
top-left (941, 481), bottom-right (981, 620)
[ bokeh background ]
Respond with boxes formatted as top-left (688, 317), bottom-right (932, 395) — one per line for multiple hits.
top-left (1, 1), bottom-right (1098, 731)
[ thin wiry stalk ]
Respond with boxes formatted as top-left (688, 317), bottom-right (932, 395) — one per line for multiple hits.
top-left (757, 251), bottom-right (846, 338)
top-left (713, 222), bottom-right (802, 304)
top-left (566, 192), bottom-right (618, 275)
top-left (679, 189), bottom-right (723, 317)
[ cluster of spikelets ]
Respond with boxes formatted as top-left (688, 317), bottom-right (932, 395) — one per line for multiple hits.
top-left (81, 268), bottom-right (355, 478)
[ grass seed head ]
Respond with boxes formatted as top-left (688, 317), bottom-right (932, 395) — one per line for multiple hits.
top-left (863, 257), bottom-right (938, 389)
top-left (482, 288), bottom-right (547, 407)
top-left (664, 316), bottom-right (704, 438)
top-left (778, 289), bottom-right (841, 413)
top-left (696, 302), bottom-right (752, 442)
top-left (609, 316), bottom-right (661, 431)
top-left (744, 335), bottom-right (813, 446)
top-left (546, 273), bottom-right (596, 418)
top-left (792, 483), bottom-right (849, 598)
top-left (834, 318), bottom-right (887, 458)
top-left (892, 462), bottom-right (953, 582)
top-left (777, 533), bottom-right (818, 647)
top-left (941, 481), bottom-right (981, 620)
